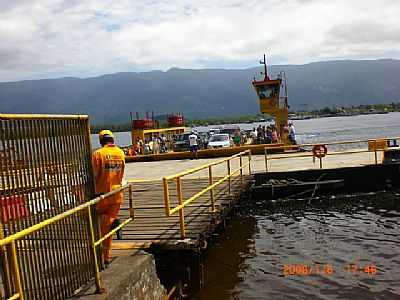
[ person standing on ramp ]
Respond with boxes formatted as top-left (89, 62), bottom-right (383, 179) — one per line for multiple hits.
top-left (189, 131), bottom-right (199, 159)
top-left (92, 130), bottom-right (125, 265)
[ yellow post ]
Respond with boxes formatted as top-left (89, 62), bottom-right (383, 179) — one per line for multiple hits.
top-left (128, 184), bottom-right (134, 219)
top-left (239, 155), bottom-right (243, 184)
top-left (248, 151), bottom-right (252, 174)
top-left (0, 222), bottom-right (13, 296)
top-left (163, 178), bottom-right (170, 216)
top-left (87, 206), bottom-right (102, 293)
top-left (227, 160), bottom-right (231, 195)
top-left (10, 241), bottom-right (24, 300)
top-left (208, 166), bottom-right (215, 212)
top-left (176, 177), bottom-right (186, 239)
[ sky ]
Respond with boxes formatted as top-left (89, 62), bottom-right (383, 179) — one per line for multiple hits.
top-left (0, 0), bottom-right (399, 82)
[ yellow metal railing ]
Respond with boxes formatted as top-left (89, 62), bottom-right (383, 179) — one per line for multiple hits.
top-left (162, 150), bottom-right (252, 239)
top-left (0, 184), bottom-right (134, 300)
top-left (264, 137), bottom-right (400, 171)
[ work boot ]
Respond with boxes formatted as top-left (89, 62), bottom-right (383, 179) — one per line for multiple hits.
top-left (110, 218), bottom-right (122, 240)
top-left (104, 260), bottom-right (111, 268)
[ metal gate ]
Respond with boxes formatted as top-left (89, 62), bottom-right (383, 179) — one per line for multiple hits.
top-left (0, 114), bottom-right (96, 300)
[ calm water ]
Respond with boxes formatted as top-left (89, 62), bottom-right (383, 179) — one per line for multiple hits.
top-left (90, 112), bottom-right (400, 149)
top-left (195, 192), bottom-right (400, 300)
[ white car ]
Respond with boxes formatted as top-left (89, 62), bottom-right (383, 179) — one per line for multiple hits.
top-left (208, 134), bottom-right (232, 149)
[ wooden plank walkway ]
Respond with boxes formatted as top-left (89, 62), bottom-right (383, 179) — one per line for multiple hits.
top-left (115, 176), bottom-right (252, 249)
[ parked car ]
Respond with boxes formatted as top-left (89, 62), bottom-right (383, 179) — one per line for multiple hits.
top-left (207, 134), bottom-right (233, 149)
top-left (173, 133), bottom-right (204, 152)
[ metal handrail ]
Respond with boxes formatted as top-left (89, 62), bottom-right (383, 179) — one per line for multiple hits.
top-left (0, 184), bottom-right (134, 300)
top-left (264, 136), bottom-right (400, 151)
top-left (264, 136), bottom-right (399, 171)
top-left (0, 114), bottom-right (89, 120)
top-left (164, 151), bottom-right (252, 180)
top-left (162, 150), bottom-right (252, 238)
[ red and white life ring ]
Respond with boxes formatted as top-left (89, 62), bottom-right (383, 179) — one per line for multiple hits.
top-left (312, 144), bottom-right (327, 158)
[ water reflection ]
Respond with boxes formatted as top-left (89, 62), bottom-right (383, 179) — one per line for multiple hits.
top-left (195, 191), bottom-right (400, 299)
top-left (194, 216), bottom-right (257, 299)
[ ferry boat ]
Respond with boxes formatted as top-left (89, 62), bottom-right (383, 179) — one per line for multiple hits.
top-left (125, 55), bottom-right (293, 160)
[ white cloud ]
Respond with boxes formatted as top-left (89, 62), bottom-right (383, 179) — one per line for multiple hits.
top-left (0, 0), bottom-right (399, 81)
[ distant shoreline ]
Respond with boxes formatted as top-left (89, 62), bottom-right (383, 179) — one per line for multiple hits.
top-left (289, 110), bottom-right (390, 121)
top-left (91, 104), bottom-right (400, 133)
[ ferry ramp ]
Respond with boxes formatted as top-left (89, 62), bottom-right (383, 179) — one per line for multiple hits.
top-left (115, 150), bottom-right (253, 249)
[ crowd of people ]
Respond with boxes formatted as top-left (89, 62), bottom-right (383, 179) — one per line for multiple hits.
top-left (250, 123), bottom-right (296, 145)
top-left (251, 124), bottom-right (280, 144)
top-left (125, 122), bottom-right (297, 156)
top-left (128, 134), bottom-right (171, 156)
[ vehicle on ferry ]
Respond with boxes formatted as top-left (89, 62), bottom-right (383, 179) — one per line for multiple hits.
top-left (172, 132), bottom-right (205, 152)
top-left (207, 134), bottom-right (233, 149)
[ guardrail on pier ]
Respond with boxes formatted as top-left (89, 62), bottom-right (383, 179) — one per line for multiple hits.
top-left (0, 184), bottom-right (134, 300)
top-left (264, 137), bottom-right (400, 171)
top-left (0, 114), bottom-right (135, 300)
top-left (162, 150), bottom-right (252, 239)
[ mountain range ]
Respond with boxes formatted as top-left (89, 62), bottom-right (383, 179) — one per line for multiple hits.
top-left (0, 59), bottom-right (399, 124)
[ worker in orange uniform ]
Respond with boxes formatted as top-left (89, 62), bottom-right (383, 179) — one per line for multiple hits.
top-left (92, 130), bottom-right (125, 266)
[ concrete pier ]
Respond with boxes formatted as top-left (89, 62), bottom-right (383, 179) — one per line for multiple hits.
top-left (124, 150), bottom-right (384, 180)
top-left (75, 251), bottom-right (166, 300)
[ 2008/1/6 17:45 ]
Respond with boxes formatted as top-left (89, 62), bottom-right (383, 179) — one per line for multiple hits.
top-left (283, 264), bottom-right (377, 276)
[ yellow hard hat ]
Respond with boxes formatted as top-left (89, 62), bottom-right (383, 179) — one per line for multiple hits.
top-left (99, 129), bottom-right (114, 140)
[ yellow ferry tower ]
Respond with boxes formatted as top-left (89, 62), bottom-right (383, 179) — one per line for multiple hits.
top-left (252, 54), bottom-right (290, 144)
